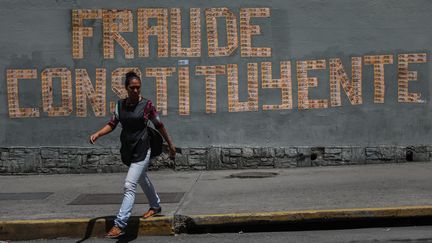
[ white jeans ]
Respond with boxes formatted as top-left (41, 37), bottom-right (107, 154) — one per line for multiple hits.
top-left (114, 149), bottom-right (160, 229)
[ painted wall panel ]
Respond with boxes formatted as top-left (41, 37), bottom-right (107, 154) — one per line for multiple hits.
top-left (0, 0), bottom-right (431, 147)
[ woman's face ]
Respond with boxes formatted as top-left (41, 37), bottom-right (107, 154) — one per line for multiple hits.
top-left (126, 78), bottom-right (141, 101)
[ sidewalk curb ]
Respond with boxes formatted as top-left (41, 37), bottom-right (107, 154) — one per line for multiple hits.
top-left (0, 216), bottom-right (174, 241)
top-left (1, 206), bottom-right (432, 240)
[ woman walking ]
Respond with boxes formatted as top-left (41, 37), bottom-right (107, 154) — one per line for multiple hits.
top-left (89, 71), bottom-right (176, 238)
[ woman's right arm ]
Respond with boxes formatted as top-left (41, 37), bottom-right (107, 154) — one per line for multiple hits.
top-left (90, 125), bottom-right (114, 144)
top-left (90, 104), bottom-right (119, 144)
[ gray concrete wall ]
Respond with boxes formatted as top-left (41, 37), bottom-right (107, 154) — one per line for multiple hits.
top-left (1, 0), bottom-right (431, 151)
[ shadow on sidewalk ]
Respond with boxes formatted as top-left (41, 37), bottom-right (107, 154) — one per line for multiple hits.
top-left (186, 216), bottom-right (432, 234)
top-left (76, 216), bottom-right (141, 243)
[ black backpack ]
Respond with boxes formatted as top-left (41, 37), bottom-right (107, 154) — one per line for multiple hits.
top-left (147, 126), bottom-right (163, 158)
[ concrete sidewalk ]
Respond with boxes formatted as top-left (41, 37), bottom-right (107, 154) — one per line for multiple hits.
top-left (1, 162), bottom-right (432, 240)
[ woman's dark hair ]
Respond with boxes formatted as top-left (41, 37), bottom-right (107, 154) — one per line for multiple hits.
top-left (125, 71), bottom-right (140, 87)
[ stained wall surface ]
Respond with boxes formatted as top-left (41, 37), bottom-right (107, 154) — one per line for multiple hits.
top-left (0, 0), bottom-right (431, 148)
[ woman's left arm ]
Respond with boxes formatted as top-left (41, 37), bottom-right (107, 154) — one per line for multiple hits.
top-left (157, 126), bottom-right (176, 159)
top-left (146, 100), bottom-right (176, 159)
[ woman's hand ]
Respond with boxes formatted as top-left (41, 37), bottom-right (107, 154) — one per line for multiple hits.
top-left (89, 125), bottom-right (114, 144)
top-left (89, 133), bottom-right (100, 144)
top-left (168, 145), bottom-right (176, 160)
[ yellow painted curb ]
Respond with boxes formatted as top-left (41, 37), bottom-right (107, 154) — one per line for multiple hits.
top-left (2, 206), bottom-right (432, 240)
top-left (188, 205), bottom-right (432, 226)
top-left (0, 216), bottom-right (174, 241)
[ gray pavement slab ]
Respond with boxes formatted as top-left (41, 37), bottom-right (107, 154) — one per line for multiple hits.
top-left (0, 170), bottom-right (201, 220)
top-left (0, 162), bottom-right (431, 222)
top-left (177, 162), bottom-right (432, 215)
top-left (68, 192), bottom-right (184, 205)
top-left (0, 192), bottom-right (52, 200)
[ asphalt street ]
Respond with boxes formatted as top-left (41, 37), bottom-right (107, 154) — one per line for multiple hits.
top-left (17, 226), bottom-right (432, 243)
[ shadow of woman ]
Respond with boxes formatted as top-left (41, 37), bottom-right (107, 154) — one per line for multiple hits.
top-left (76, 216), bottom-right (141, 243)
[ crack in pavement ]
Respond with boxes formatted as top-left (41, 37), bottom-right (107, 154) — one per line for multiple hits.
top-left (172, 171), bottom-right (203, 233)
top-left (172, 171), bottom-right (203, 218)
